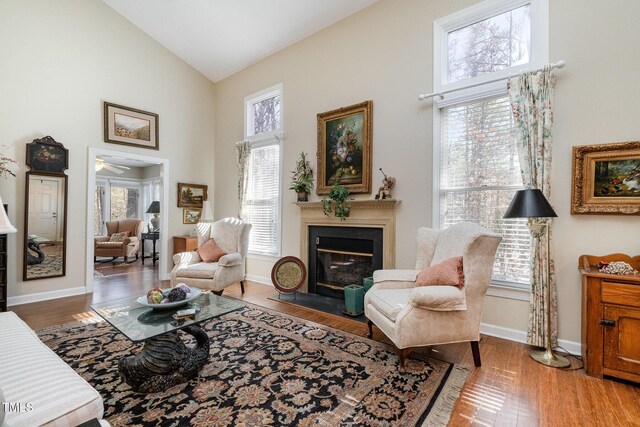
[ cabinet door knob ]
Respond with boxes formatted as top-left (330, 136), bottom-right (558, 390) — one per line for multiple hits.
top-left (599, 319), bottom-right (616, 327)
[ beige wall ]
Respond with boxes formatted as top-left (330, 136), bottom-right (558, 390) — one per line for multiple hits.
top-left (0, 0), bottom-right (216, 300)
top-left (214, 0), bottom-right (640, 344)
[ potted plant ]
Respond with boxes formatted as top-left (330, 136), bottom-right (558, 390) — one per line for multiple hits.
top-left (321, 181), bottom-right (351, 220)
top-left (289, 152), bottom-right (314, 202)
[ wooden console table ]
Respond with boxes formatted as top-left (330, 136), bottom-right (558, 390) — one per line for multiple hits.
top-left (579, 254), bottom-right (640, 383)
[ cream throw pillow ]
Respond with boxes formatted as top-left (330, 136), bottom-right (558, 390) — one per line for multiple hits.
top-left (109, 231), bottom-right (130, 242)
top-left (197, 238), bottom-right (227, 263)
top-left (415, 256), bottom-right (464, 288)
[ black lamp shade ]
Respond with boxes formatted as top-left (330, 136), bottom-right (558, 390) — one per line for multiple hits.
top-left (146, 201), bottom-right (160, 214)
top-left (503, 189), bottom-right (557, 218)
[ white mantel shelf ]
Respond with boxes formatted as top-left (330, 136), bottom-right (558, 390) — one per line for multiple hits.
top-left (295, 198), bottom-right (401, 292)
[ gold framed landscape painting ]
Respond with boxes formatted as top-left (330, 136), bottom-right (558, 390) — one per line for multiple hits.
top-left (183, 208), bottom-right (201, 224)
top-left (178, 183), bottom-right (208, 208)
top-left (103, 102), bottom-right (159, 150)
top-left (571, 141), bottom-right (640, 214)
top-left (316, 100), bottom-right (372, 195)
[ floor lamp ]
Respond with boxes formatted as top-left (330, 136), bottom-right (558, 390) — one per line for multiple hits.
top-left (503, 189), bottom-right (570, 368)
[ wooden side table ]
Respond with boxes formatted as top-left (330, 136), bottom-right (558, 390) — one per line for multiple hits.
top-left (141, 232), bottom-right (159, 266)
top-left (173, 236), bottom-right (198, 254)
top-left (579, 253), bottom-right (640, 383)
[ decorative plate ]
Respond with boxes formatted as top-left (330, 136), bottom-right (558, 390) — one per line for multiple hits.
top-left (136, 288), bottom-right (202, 310)
top-left (271, 256), bottom-right (306, 294)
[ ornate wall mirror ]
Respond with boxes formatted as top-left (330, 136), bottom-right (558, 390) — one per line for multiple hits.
top-left (23, 136), bottom-right (68, 280)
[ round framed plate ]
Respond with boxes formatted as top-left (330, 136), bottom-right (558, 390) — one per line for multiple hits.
top-left (136, 288), bottom-right (202, 310)
top-left (271, 256), bottom-right (306, 294)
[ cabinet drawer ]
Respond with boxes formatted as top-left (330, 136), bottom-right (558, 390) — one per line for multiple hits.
top-left (602, 281), bottom-right (640, 306)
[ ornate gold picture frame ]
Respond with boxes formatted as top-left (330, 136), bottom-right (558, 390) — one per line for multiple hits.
top-left (316, 101), bottom-right (372, 195)
top-left (571, 141), bottom-right (640, 214)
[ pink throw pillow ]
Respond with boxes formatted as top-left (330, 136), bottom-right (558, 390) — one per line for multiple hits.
top-left (415, 256), bottom-right (464, 288)
top-left (197, 238), bottom-right (227, 263)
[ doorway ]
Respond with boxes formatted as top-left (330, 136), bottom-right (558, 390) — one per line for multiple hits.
top-left (85, 147), bottom-right (170, 293)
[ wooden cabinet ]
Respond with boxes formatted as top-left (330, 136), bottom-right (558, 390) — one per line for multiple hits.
top-left (579, 254), bottom-right (640, 383)
top-left (0, 234), bottom-right (6, 312)
top-left (173, 236), bottom-right (198, 254)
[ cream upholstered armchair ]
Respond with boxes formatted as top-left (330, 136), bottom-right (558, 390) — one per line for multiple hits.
top-left (170, 218), bottom-right (251, 295)
top-left (365, 222), bottom-right (502, 371)
top-left (94, 219), bottom-right (144, 262)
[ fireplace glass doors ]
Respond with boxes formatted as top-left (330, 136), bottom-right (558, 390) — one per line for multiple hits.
top-left (308, 226), bottom-right (382, 299)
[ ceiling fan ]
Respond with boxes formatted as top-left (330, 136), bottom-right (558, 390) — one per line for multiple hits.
top-left (95, 158), bottom-right (131, 174)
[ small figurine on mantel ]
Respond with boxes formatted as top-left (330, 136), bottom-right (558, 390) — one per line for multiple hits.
top-left (375, 168), bottom-right (396, 200)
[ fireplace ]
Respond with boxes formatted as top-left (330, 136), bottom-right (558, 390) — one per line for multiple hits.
top-left (308, 226), bottom-right (383, 299)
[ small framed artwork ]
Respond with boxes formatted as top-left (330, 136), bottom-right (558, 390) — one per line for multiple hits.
top-left (317, 100), bottom-right (372, 195)
top-left (183, 208), bottom-right (202, 224)
top-left (103, 102), bottom-right (159, 150)
top-left (177, 183), bottom-right (208, 208)
top-left (571, 141), bottom-right (640, 214)
top-left (26, 136), bottom-right (69, 173)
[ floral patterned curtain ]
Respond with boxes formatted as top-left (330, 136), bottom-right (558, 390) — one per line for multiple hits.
top-left (235, 141), bottom-right (251, 219)
top-left (508, 66), bottom-right (557, 347)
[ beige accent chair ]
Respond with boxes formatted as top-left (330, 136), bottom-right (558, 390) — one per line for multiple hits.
top-left (365, 222), bottom-right (502, 371)
top-left (94, 219), bottom-right (144, 263)
top-left (170, 218), bottom-right (251, 295)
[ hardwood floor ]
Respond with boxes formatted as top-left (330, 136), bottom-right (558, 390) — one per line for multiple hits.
top-left (10, 272), bottom-right (640, 426)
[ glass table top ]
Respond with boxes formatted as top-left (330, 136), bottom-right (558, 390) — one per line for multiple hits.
top-left (91, 292), bottom-right (245, 342)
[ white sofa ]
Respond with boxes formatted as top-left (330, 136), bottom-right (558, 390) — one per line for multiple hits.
top-left (0, 311), bottom-right (109, 427)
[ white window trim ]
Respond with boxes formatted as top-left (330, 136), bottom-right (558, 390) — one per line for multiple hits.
top-left (244, 83), bottom-right (284, 258)
top-left (244, 83), bottom-right (283, 140)
top-left (433, 0), bottom-right (549, 93)
top-left (432, 0), bottom-right (548, 294)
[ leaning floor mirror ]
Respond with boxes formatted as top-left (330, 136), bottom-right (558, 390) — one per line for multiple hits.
top-left (23, 136), bottom-right (68, 280)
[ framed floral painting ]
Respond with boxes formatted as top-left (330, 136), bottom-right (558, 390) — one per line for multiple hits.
top-left (571, 141), bottom-right (640, 214)
top-left (316, 101), bottom-right (372, 194)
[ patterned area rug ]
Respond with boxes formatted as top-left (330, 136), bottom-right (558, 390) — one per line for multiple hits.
top-left (38, 305), bottom-right (468, 426)
top-left (25, 244), bottom-right (63, 279)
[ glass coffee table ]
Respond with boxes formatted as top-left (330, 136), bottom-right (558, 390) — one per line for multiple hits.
top-left (92, 291), bottom-right (244, 393)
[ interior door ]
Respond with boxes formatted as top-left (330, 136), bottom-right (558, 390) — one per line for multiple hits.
top-left (603, 305), bottom-right (640, 376)
top-left (27, 177), bottom-right (59, 241)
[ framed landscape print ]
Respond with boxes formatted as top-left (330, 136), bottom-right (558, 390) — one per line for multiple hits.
top-left (104, 102), bottom-right (159, 150)
top-left (316, 100), bottom-right (372, 195)
top-left (183, 208), bottom-right (202, 224)
top-left (571, 141), bottom-right (640, 214)
top-left (178, 183), bottom-right (208, 208)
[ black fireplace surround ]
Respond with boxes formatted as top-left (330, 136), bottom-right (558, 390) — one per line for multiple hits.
top-left (308, 226), bottom-right (383, 299)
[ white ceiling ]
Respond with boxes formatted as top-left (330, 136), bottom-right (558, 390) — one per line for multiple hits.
top-left (98, 155), bottom-right (158, 168)
top-left (101, 0), bottom-right (379, 82)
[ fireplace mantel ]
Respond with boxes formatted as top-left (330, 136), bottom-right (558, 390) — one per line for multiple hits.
top-left (296, 199), bottom-right (400, 292)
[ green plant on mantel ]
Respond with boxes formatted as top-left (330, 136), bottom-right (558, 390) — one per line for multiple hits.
top-left (321, 180), bottom-right (351, 220)
top-left (289, 152), bottom-right (314, 201)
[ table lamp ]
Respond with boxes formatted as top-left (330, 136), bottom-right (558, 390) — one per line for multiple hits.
top-left (0, 198), bottom-right (16, 234)
top-left (504, 189), bottom-right (570, 368)
top-left (146, 201), bottom-right (160, 232)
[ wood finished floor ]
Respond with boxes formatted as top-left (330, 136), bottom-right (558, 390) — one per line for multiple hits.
top-left (10, 267), bottom-right (640, 426)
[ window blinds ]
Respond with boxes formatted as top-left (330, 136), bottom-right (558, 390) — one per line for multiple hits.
top-left (244, 143), bottom-right (280, 256)
top-left (439, 95), bottom-right (531, 285)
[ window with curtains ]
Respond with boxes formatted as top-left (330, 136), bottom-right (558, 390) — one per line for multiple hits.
top-left (433, 0), bottom-right (548, 289)
top-left (243, 84), bottom-right (282, 256)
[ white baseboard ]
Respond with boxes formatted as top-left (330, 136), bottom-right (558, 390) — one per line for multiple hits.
top-left (480, 322), bottom-right (581, 355)
top-left (245, 274), bottom-right (273, 286)
top-left (7, 286), bottom-right (87, 307)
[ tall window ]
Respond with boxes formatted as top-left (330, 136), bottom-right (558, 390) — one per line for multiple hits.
top-left (243, 84), bottom-right (282, 256)
top-left (434, 0), bottom-right (548, 289)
